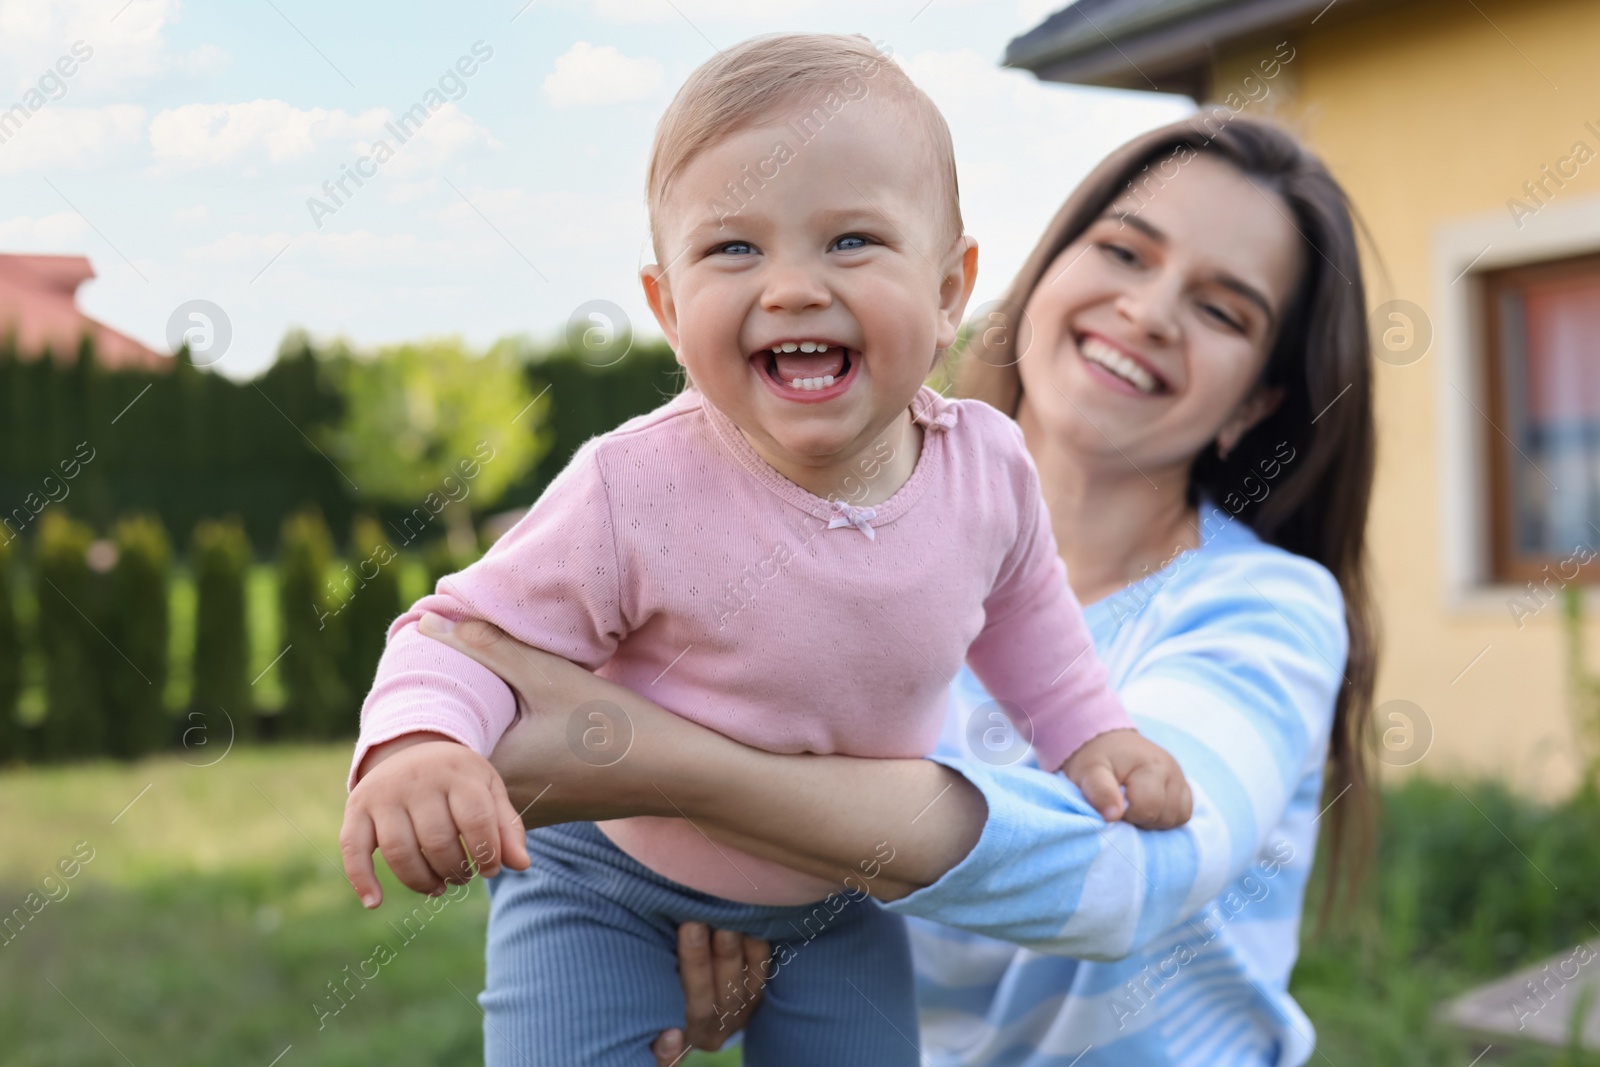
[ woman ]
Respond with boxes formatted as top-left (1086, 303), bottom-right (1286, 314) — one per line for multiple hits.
top-left (418, 112), bottom-right (1377, 1065)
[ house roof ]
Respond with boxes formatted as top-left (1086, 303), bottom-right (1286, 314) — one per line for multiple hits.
top-left (0, 254), bottom-right (170, 372)
top-left (1005, 0), bottom-right (1377, 96)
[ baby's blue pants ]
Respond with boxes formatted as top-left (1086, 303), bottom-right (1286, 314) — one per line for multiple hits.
top-left (479, 821), bottom-right (919, 1066)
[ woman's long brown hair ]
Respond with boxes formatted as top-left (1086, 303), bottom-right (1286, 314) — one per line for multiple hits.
top-left (960, 112), bottom-right (1378, 916)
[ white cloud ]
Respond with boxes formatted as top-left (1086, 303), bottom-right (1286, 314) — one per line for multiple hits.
top-left (375, 103), bottom-right (501, 177)
top-left (544, 42), bottom-right (664, 109)
top-left (176, 42), bottom-right (230, 77)
top-left (0, 104), bottom-right (145, 175)
top-left (182, 229), bottom-right (294, 265)
top-left (172, 204), bottom-right (208, 225)
top-left (0, 0), bottom-right (225, 94)
top-left (148, 99), bottom-right (498, 176)
top-left (0, 210), bottom-right (91, 249)
top-left (149, 100), bottom-right (388, 168)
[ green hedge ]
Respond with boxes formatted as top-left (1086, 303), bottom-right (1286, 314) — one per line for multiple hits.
top-left (0, 332), bottom-right (682, 559)
top-left (276, 508), bottom-right (351, 740)
top-left (341, 513), bottom-right (403, 708)
top-left (0, 331), bottom-right (684, 763)
top-left (0, 534), bottom-right (19, 762)
top-left (35, 510), bottom-right (105, 759)
top-left (106, 513), bottom-right (171, 758)
top-left (191, 516), bottom-right (253, 740)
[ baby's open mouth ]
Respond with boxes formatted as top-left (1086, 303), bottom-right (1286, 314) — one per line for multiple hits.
top-left (751, 340), bottom-right (856, 399)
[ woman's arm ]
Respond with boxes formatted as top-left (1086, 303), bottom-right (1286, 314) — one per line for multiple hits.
top-left (417, 612), bottom-right (987, 900)
top-left (421, 542), bottom-right (1342, 957)
top-left (881, 548), bottom-right (1348, 958)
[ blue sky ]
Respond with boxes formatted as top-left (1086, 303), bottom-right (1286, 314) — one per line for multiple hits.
top-left (0, 0), bottom-right (1192, 379)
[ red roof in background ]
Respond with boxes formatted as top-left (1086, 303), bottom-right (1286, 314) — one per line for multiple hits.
top-left (0, 253), bottom-right (170, 373)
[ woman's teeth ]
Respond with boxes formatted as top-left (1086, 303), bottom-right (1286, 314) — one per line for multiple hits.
top-left (789, 375), bottom-right (835, 391)
top-left (1079, 336), bottom-right (1157, 394)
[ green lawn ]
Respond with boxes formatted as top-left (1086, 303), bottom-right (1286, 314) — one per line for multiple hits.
top-left (0, 745), bottom-right (734, 1066)
top-left (2, 745), bottom-right (1596, 1065)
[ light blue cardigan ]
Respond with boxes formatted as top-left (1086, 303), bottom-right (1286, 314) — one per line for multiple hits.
top-left (888, 503), bottom-right (1347, 1066)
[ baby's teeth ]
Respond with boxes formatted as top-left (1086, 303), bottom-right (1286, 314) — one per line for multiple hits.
top-left (782, 374), bottom-right (838, 392)
top-left (781, 342), bottom-right (798, 353)
top-left (799, 341), bottom-right (816, 353)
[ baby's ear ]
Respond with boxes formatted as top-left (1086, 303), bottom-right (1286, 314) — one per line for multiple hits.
top-left (935, 236), bottom-right (979, 350)
top-left (639, 262), bottom-right (681, 353)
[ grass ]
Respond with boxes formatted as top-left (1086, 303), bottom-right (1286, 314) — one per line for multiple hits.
top-left (1290, 776), bottom-right (1600, 1067)
top-left (3, 747), bottom-right (1597, 1065)
top-left (0, 745), bottom-right (735, 1066)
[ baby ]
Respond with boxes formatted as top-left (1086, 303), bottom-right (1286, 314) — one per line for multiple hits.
top-left (342, 32), bottom-right (1190, 1065)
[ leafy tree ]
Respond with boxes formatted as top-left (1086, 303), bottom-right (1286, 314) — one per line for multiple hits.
top-left (500, 336), bottom-right (682, 506)
top-left (322, 338), bottom-right (548, 556)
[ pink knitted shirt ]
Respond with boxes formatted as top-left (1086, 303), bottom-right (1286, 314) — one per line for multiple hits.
top-left (350, 386), bottom-right (1132, 905)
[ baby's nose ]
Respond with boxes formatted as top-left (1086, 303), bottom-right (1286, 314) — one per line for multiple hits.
top-left (760, 259), bottom-right (833, 312)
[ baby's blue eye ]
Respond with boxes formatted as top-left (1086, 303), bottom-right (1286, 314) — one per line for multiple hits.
top-left (832, 235), bottom-right (869, 252)
top-left (715, 241), bottom-right (754, 255)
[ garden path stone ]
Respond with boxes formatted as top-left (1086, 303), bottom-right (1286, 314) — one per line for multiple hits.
top-left (1439, 940), bottom-right (1600, 1048)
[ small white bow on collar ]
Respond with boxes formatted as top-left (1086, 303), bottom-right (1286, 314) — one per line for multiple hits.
top-left (827, 499), bottom-right (877, 540)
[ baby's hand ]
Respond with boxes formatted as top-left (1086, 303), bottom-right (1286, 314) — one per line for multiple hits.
top-left (1061, 728), bottom-right (1192, 829)
top-left (340, 732), bottom-right (530, 908)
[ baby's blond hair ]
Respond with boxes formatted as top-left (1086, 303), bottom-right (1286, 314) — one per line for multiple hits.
top-left (645, 33), bottom-right (963, 263)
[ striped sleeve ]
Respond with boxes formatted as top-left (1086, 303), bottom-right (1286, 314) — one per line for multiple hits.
top-left (884, 547), bottom-right (1346, 960)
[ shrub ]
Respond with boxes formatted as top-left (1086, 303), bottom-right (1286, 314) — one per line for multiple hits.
top-left (105, 513), bottom-right (172, 759)
top-left (275, 508), bottom-right (349, 739)
top-left (191, 516), bottom-right (253, 742)
top-left (0, 533), bottom-right (20, 762)
top-left (339, 514), bottom-right (403, 728)
top-left (34, 509), bottom-right (106, 759)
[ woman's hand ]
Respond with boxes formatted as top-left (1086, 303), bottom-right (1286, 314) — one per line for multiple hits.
top-left (416, 611), bottom-right (669, 825)
top-left (651, 924), bottom-right (771, 1065)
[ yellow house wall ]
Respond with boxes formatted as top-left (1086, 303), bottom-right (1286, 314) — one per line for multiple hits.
top-left (1210, 0), bottom-right (1600, 797)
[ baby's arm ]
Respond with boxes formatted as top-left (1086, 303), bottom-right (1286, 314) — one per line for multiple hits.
top-left (340, 443), bottom-right (629, 906)
top-left (964, 442), bottom-right (1191, 828)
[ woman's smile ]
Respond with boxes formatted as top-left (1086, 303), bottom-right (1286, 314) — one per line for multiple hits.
top-left (1073, 331), bottom-right (1171, 396)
